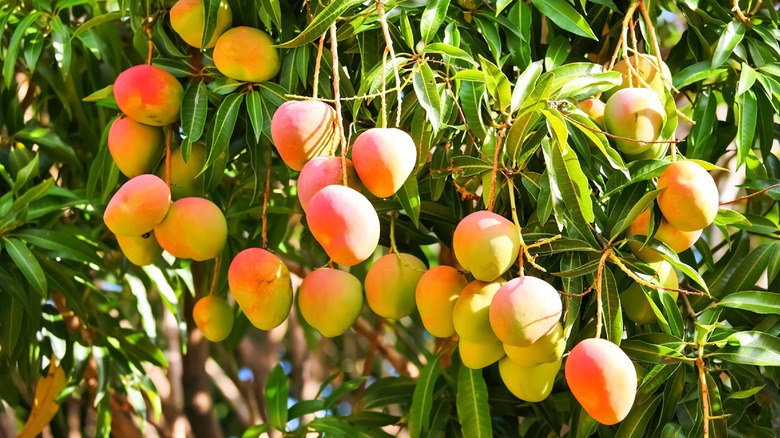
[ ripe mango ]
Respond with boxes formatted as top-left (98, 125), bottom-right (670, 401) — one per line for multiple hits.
top-left (627, 209), bottom-right (701, 262)
top-left (114, 65), bottom-right (184, 126)
top-left (415, 266), bottom-right (467, 338)
top-left (104, 174), bottom-right (171, 236)
top-left (452, 279), bottom-right (505, 344)
top-left (213, 27), bottom-right (280, 83)
top-left (452, 211), bottom-right (520, 282)
top-left (170, 0), bottom-right (232, 49)
top-left (621, 261), bottom-right (679, 324)
top-left (459, 338), bottom-right (505, 369)
top-left (499, 357), bottom-right (561, 403)
top-left (503, 323), bottom-right (565, 366)
top-left (565, 338), bottom-right (637, 425)
top-left (228, 248), bottom-right (293, 330)
top-left (657, 161), bottom-right (719, 231)
top-left (298, 268), bottom-right (363, 337)
top-left (306, 185), bottom-right (380, 266)
top-left (154, 197), bottom-right (227, 261)
top-left (577, 98), bottom-right (605, 128)
top-left (604, 88), bottom-right (665, 155)
top-left (489, 276), bottom-right (562, 347)
top-left (351, 128), bottom-right (417, 198)
top-left (108, 116), bottom-right (164, 178)
top-left (193, 295), bottom-right (234, 342)
top-left (116, 232), bottom-right (163, 266)
top-left (270, 100), bottom-right (340, 171)
top-left (610, 54), bottom-right (671, 98)
top-left (365, 253), bottom-right (426, 319)
top-left (297, 156), bottom-right (360, 211)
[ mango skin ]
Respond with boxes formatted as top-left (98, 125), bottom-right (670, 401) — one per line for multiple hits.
top-left (228, 248), bottom-right (293, 330)
top-left (621, 261), bottom-right (679, 324)
top-left (610, 54), bottom-right (671, 98)
top-left (578, 98), bottom-right (605, 128)
top-left (104, 174), bottom-right (171, 236)
top-left (415, 266), bottom-right (468, 338)
top-left (460, 338), bottom-right (505, 369)
top-left (170, 0), bottom-right (232, 49)
top-left (154, 197), bottom-right (227, 261)
top-left (298, 268), bottom-right (363, 337)
top-left (351, 128), bottom-right (417, 198)
top-left (452, 279), bottom-right (505, 344)
top-left (116, 232), bottom-right (163, 266)
top-left (114, 65), bottom-right (184, 126)
top-left (657, 161), bottom-right (719, 231)
top-left (504, 323), bottom-right (565, 366)
top-left (108, 117), bottom-right (164, 178)
top-left (627, 209), bottom-right (701, 263)
top-left (453, 211), bottom-right (520, 282)
top-left (213, 27), bottom-right (280, 83)
top-left (604, 88), bottom-right (665, 155)
top-left (270, 100), bottom-right (340, 171)
top-left (297, 157), bottom-right (360, 211)
top-left (499, 357), bottom-right (561, 403)
top-left (624, 140), bottom-right (667, 161)
top-left (306, 185), bottom-right (380, 266)
top-left (565, 338), bottom-right (637, 425)
top-left (490, 276), bottom-right (562, 347)
top-left (193, 295), bottom-right (234, 342)
top-left (365, 253), bottom-right (426, 319)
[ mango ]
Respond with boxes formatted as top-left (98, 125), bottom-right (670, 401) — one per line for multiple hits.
top-left (351, 128), bottom-right (417, 198)
top-left (228, 248), bottom-right (293, 330)
top-left (104, 174), bottom-right (171, 236)
top-left (116, 232), bottom-right (163, 266)
top-left (452, 211), bottom-right (520, 282)
top-left (365, 253), bottom-right (426, 319)
top-left (306, 185), bottom-right (380, 266)
top-left (213, 27), bottom-right (280, 83)
top-left (154, 197), bottom-right (227, 261)
top-left (108, 116), bottom-right (164, 178)
top-left (657, 161), bottom-right (719, 231)
top-left (270, 100), bottom-right (340, 171)
top-left (452, 279), bottom-right (505, 344)
top-left (577, 98), bottom-right (605, 128)
top-left (604, 88), bottom-right (665, 155)
top-left (503, 323), bottom-right (565, 366)
top-left (565, 338), bottom-right (637, 425)
top-left (499, 357), bottom-right (561, 403)
top-left (460, 338), bottom-right (505, 369)
top-left (621, 261), bottom-right (679, 324)
top-left (627, 209), bottom-right (701, 262)
top-left (156, 143), bottom-right (219, 199)
top-left (297, 156), bottom-right (360, 211)
top-left (624, 140), bottom-right (667, 161)
top-left (489, 276), bottom-right (562, 347)
top-left (193, 295), bottom-right (234, 342)
top-left (114, 65), bottom-right (184, 126)
top-left (610, 54), bottom-right (671, 97)
top-left (415, 266), bottom-right (468, 338)
top-left (170, 0), bottom-right (232, 49)
top-left (298, 268), bottom-right (363, 337)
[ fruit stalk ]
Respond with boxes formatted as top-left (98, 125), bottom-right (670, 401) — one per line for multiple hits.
top-left (593, 248), bottom-right (612, 340)
top-left (312, 33), bottom-right (326, 99)
top-left (262, 154), bottom-right (272, 248)
top-left (376, 1), bottom-right (402, 127)
top-left (165, 125), bottom-right (172, 187)
top-left (209, 256), bottom-right (219, 296)
top-left (329, 24), bottom-right (349, 186)
top-left (697, 346), bottom-right (710, 438)
top-left (486, 126), bottom-right (507, 212)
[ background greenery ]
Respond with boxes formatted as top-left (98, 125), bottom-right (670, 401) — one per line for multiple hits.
top-left (1, 0), bottom-right (780, 436)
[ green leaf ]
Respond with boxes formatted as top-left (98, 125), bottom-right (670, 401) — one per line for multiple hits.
top-left (557, 71), bottom-right (622, 100)
top-left (13, 152), bottom-right (39, 192)
top-left (413, 62), bottom-right (442, 133)
top-left (50, 16), bottom-right (72, 78)
top-left (4, 12), bottom-right (44, 87)
top-left (308, 417), bottom-right (367, 438)
top-left (479, 55), bottom-right (511, 111)
top-left (711, 22), bottom-right (745, 68)
top-left (83, 84), bottom-right (114, 102)
top-left (717, 291), bottom-right (780, 315)
top-left (620, 339), bottom-right (688, 364)
top-left (23, 32), bottom-right (44, 70)
top-left (203, 93), bottom-right (244, 174)
top-left (13, 229), bottom-right (101, 266)
top-left (277, 0), bottom-right (364, 48)
top-left (71, 11), bottom-right (123, 40)
top-left (602, 267), bottom-right (623, 345)
top-left (458, 80), bottom-right (488, 139)
top-left (505, 74), bottom-right (551, 164)
top-left (408, 355), bottom-right (440, 438)
top-left (544, 35), bottom-right (570, 71)
top-left (242, 423), bottom-right (271, 438)
top-left (362, 377), bottom-right (415, 409)
top-left (180, 81), bottom-right (208, 157)
top-left (615, 394), bottom-right (663, 438)
top-left (424, 43), bottom-right (477, 65)
top-left (673, 61), bottom-right (728, 89)
top-left (530, 0), bottom-right (597, 40)
top-left (708, 331), bottom-right (780, 366)
top-left (736, 89), bottom-right (757, 168)
top-left (456, 366), bottom-right (492, 438)
top-left (510, 61), bottom-right (543, 113)
top-left (610, 189), bottom-right (663, 240)
top-left (737, 63), bottom-right (757, 96)
top-left (201, 0), bottom-right (221, 49)
top-left (3, 237), bottom-right (47, 297)
top-left (397, 174), bottom-right (421, 228)
top-left (420, 0), bottom-right (449, 44)
top-left (266, 364), bottom-right (289, 431)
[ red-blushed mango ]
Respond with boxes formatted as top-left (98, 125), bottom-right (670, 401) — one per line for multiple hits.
top-left (503, 323), bottom-right (565, 366)
top-left (489, 276), bottom-right (562, 347)
top-left (270, 100), bottom-right (340, 171)
top-left (416, 266), bottom-right (468, 338)
top-left (610, 54), bottom-right (671, 97)
top-left (297, 157), bottom-right (360, 210)
top-left (213, 27), bottom-right (280, 83)
top-left (365, 253), bottom-right (426, 319)
top-left (116, 232), bottom-right (163, 266)
top-left (578, 98), bottom-right (605, 128)
top-left (452, 279), bottom-right (505, 344)
top-left (170, 0), bottom-right (232, 49)
top-left (351, 128), bottom-right (417, 198)
top-left (565, 338), bottom-right (637, 425)
top-left (621, 261), bottom-right (679, 324)
top-left (193, 295), bottom-right (234, 342)
top-left (298, 268), bottom-right (363, 337)
top-left (104, 174), bottom-right (171, 236)
top-left (108, 117), bottom-right (164, 178)
top-left (604, 88), bottom-right (665, 155)
top-left (499, 357), bottom-right (561, 403)
top-left (453, 211), bottom-right (520, 282)
top-left (154, 197), bottom-right (227, 261)
top-left (228, 248), bottom-right (293, 330)
top-left (627, 209), bottom-right (701, 263)
top-left (114, 65), bottom-right (184, 126)
top-left (657, 161), bottom-right (719, 231)
top-left (460, 338), bottom-right (505, 369)
top-left (306, 185), bottom-right (380, 266)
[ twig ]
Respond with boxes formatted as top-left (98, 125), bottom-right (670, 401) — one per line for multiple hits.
top-left (312, 33), bottom-right (326, 99)
top-left (594, 249), bottom-right (612, 339)
top-left (487, 127), bottom-right (508, 212)
top-left (507, 178), bottom-right (558, 273)
top-left (146, 26), bottom-right (154, 65)
top-left (330, 24), bottom-right (349, 186)
top-left (376, 1), bottom-right (402, 127)
top-left (697, 346), bottom-right (710, 438)
top-left (732, 0), bottom-right (750, 23)
top-left (719, 183), bottom-right (780, 206)
top-left (609, 253), bottom-right (709, 296)
top-left (351, 317), bottom-right (408, 375)
top-left (208, 257), bottom-right (219, 296)
top-left (165, 126), bottom-right (172, 187)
